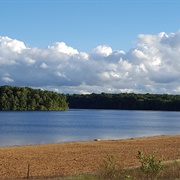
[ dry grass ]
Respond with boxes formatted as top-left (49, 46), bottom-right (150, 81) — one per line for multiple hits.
top-left (160, 160), bottom-right (180, 179)
top-left (0, 135), bottom-right (179, 179)
top-left (56, 160), bottom-right (180, 180)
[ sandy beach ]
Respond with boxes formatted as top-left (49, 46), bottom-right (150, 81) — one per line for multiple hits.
top-left (0, 135), bottom-right (179, 179)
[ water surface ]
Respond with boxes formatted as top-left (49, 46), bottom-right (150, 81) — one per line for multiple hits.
top-left (0, 109), bottom-right (179, 147)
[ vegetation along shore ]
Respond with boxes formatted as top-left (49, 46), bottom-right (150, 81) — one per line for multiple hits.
top-left (1, 85), bottom-right (180, 111)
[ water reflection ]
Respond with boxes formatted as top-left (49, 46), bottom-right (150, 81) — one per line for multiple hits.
top-left (0, 110), bottom-right (179, 147)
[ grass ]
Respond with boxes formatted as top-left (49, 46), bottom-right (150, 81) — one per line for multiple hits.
top-left (53, 154), bottom-right (180, 180)
top-left (25, 151), bottom-right (180, 180)
top-left (39, 174), bottom-right (98, 180)
top-left (161, 160), bottom-right (180, 179)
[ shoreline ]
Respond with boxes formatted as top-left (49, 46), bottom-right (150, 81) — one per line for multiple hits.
top-left (0, 134), bottom-right (177, 149)
top-left (0, 135), bottom-right (179, 179)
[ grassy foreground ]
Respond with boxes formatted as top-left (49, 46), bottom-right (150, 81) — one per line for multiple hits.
top-left (56, 160), bottom-right (180, 180)
top-left (0, 135), bottom-right (179, 179)
top-left (37, 158), bottom-right (180, 180)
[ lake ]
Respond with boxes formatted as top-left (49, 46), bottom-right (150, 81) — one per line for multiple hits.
top-left (0, 109), bottom-right (179, 147)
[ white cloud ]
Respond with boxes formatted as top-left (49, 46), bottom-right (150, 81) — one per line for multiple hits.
top-left (48, 42), bottom-right (78, 55)
top-left (92, 45), bottom-right (112, 56)
top-left (40, 63), bottom-right (48, 69)
top-left (0, 36), bottom-right (26, 53)
top-left (2, 76), bottom-right (14, 83)
top-left (1, 30), bottom-right (180, 94)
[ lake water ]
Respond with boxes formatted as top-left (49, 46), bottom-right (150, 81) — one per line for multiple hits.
top-left (0, 109), bottom-right (179, 147)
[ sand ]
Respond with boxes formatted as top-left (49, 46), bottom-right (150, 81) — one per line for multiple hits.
top-left (0, 135), bottom-right (179, 179)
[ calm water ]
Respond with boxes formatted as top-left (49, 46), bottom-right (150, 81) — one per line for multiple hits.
top-left (0, 109), bottom-right (179, 147)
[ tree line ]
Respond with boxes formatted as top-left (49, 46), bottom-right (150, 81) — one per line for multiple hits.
top-left (1, 85), bottom-right (180, 111)
top-left (67, 92), bottom-right (180, 111)
top-left (0, 86), bottom-right (68, 110)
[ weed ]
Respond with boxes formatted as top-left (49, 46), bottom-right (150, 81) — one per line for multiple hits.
top-left (100, 154), bottom-right (120, 180)
top-left (137, 151), bottom-right (163, 180)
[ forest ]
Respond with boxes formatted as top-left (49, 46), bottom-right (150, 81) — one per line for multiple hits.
top-left (67, 92), bottom-right (180, 111)
top-left (1, 85), bottom-right (180, 111)
top-left (0, 86), bottom-right (68, 110)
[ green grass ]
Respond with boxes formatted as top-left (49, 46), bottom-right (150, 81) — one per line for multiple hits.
top-left (52, 161), bottom-right (180, 180)
top-left (28, 152), bottom-right (180, 180)
top-left (43, 174), bottom-right (98, 180)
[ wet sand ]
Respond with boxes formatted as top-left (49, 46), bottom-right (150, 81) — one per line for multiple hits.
top-left (0, 135), bottom-right (179, 179)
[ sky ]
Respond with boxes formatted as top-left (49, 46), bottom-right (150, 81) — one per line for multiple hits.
top-left (0, 0), bottom-right (180, 94)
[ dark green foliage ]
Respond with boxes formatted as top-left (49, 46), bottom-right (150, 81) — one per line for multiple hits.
top-left (0, 85), bottom-right (68, 110)
top-left (67, 92), bottom-right (180, 111)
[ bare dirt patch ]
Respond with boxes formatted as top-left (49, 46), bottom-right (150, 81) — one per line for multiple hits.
top-left (0, 135), bottom-right (179, 179)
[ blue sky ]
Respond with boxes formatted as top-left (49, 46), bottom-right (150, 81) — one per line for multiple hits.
top-left (0, 0), bottom-right (179, 51)
top-left (0, 0), bottom-right (180, 94)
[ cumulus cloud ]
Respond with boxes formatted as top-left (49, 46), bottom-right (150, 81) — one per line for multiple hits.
top-left (92, 45), bottom-right (113, 57)
top-left (48, 42), bottom-right (79, 55)
top-left (1, 30), bottom-right (180, 94)
top-left (0, 36), bottom-right (26, 53)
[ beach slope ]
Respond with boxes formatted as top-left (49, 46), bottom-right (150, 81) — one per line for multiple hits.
top-left (0, 135), bottom-right (179, 179)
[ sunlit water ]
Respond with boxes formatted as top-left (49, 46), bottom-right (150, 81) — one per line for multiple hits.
top-left (0, 109), bottom-right (179, 147)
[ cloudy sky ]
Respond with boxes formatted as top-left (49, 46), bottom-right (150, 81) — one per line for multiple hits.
top-left (0, 0), bottom-right (180, 94)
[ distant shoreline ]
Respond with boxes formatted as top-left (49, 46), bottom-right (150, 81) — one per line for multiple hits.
top-left (67, 93), bottom-right (180, 111)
